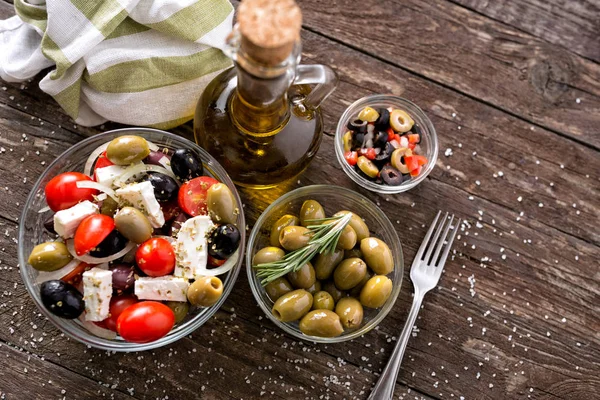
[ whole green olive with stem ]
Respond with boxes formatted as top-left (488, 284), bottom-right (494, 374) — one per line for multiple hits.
top-left (335, 297), bottom-right (363, 329)
top-left (312, 291), bottom-right (335, 311)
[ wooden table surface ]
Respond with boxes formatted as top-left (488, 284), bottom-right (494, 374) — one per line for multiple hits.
top-left (0, 0), bottom-right (598, 399)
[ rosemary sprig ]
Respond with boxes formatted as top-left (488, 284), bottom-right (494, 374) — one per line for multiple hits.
top-left (253, 213), bottom-right (352, 286)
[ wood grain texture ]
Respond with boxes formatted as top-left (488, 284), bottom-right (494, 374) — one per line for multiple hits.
top-left (449, 0), bottom-right (600, 63)
top-left (0, 0), bottom-right (599, 399)
top-left (297, 0), bottom-right (600, 148)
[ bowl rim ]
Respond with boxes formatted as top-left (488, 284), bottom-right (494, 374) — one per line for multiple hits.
top-left (246, 184), bottom-right (403, 343)
top-left (335, 94), bottom-right (438, 194)
top-left (18, 127), bottom-right (246, 352)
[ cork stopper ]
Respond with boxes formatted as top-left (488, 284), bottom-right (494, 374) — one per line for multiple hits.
top-left (237, 0), bottom-right (302, 65)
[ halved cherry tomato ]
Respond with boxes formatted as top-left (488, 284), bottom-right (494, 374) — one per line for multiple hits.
top-left (74, 214), bottom-right (115, 256)
top-left (344, 151), bottom-right (358, 166)
top-left (365, 148), bottom-right (377, 160)
top-left (161, 199), bottom-right (182, 221)
top-left (178, 176), bottom-right (219, 216)
top-left (45, 172), bottom-right (98, 212)
top-left (410, 165), bottom-right (422, 177)
top-left (117, 301), bottom-right (175, 343)
top-left (60, 262), bottom-right (91, 286)
top-left (135, 237), bottom-right (175, 277)
top-left (208, 255), bottom-right (226, 268)
top-left (407, 134), bottom-right (420, 144)
top-left (103, 295), bottom-right (138, 332)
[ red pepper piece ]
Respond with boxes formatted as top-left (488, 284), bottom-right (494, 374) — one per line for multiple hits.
top-left (413, 155), bottom-right (428, 166)
top-left (387, 128), bottom-right (395, 141)
top-left (410, 165), bottom-right (422, 177)
top-left (407, 134), bottom-right (420, 144)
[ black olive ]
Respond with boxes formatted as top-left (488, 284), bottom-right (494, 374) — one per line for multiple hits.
top-left (110, 264), bottom-right (136, 294)
top-left (380, 165), bottom-right (404, 186)
top-left (347, 119), bottom-right (367, 133)
top-left (374, 142), bottom-right (394, 167)
top-left (207, 224), bottom-right (241, 260)
top-left (374, 131), bottom-right (388, 149)
top-left (144, 172), bottom-right (178, 202)
top-left (90, 230), bottom-right (128, 258)
top-left (352, 132), bottom-right (365, 149)
top-left (411, 124), bottom-right (422, 135)
top-left (144, 150), bottom-right (171, 166)
top-left (374, 108), bottom-right (390, 129)
top-left (40, 280), bottom-right (84, 319)
top-left (43, 215), bottom-right (56, 235)
top-left (170, 149), bottom-right (203, 182)
top-left (170, 213), bottom-right (188, 237)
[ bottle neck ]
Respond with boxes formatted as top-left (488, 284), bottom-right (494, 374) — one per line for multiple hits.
top-left (225, 28), bottom-right (301, 136)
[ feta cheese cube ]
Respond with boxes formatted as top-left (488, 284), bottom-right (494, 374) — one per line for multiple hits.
top-left (134, 276), bottom-right (189, 302)
top-left (53, 200), bottom-right (98, 238)
top-left (94, 165), bottom-right (126, 187)
top-left (115, 181), bottom-right (165, 228)
top-left (82, 268), bottom-right (113, 321)
top-left (174, 216), bottom-right (214, 279)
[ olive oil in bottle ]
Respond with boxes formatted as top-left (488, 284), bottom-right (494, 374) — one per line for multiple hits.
top-left (193, 0), bottom-right (337, 188)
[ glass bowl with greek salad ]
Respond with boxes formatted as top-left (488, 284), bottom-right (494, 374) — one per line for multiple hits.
top-left (18, 128), bottom-right (245, 351)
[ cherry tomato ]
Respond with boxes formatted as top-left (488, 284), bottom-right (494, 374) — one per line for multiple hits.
top-left (178, 176), bottom-right (219, 216)
top-left (365, 148), bottom-right (377, 160)
top-left (135, 238), bottom-right (175, 276)
top-left (344, 151), bottom-right (358, 166)
top-left (60, 262), bottom-right (91, 286)
top-left (93, 151), bottom-right (115, 181)
top-left (45, 172), bottom-right (98, 212)
top-left (103, 295), bottom-right (138, 332)
top-left (208, 255), bottom-right (226, 268)
top-left (116, 301), bottom-right (175, 343)
top-left (74, 214), bottom-right (115, 256)
top-left (161, 199), bottom-right (182, 221)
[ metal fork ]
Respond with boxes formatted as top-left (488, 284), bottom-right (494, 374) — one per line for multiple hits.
top-left (368, 211), bottom-right (461, 400)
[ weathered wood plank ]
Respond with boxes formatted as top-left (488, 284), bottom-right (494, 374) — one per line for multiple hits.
top-left (297, 0), bottom-right (600, 148)
top-left (449, 0), bottom-right (600, 63)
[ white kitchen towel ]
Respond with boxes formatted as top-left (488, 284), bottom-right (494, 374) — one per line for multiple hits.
top-left (0, 0), bottom-right (233, 128)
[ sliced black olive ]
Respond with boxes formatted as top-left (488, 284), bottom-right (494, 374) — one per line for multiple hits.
top-left (170, 148), bottom-right (203, 182)
top-left (144, 172), bottom-right (178, 202)
top-left (380, 165), bottom-right (404, 186)
top-left (374, 108), bottom-right (390, 129)
top-left (110, 264), bottom-right (136, 294)
top-left (43, 215), bottom-right (56, 235)
top-left (411, 124), bottom-right (422, 136)
top-left (90, 230), bottom-right (128, 258)
top-left (374, 131), bottom-right (388, 149)
top-left (352, 132), bottom-right (365, 149)
top-left (40, 280), bottom-right (84, 319)
top-left (375, 142), bottom-right (395, 166)
top-left (347, 119), bottom-right (367, 133)
top-left (207, 224), bottom-right (241, 260)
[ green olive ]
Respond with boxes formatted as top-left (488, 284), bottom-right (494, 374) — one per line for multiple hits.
top-left (165, 301), bottom-right (189, 324)
top-left (349, 268), bottom-right (374, 297)
top-left (390, 109), bottom-right (414, 133)
top-left (207, 183), bottom-right (237, 224)
top-left (187, 276), bottom-right (223, 307)
top-left (358, 106), bottom-right (379, 122)
top-left (391, 147), bottom-right (412, 174)
top-left (299, 200), bottom-right (326, 226)
top-left (322, 281), bottom-right (346, 303)
top-left (306, 280), bottom-right (321, 295)
top-left (360, 237), bottom-right (394, 275)
top-left (265, 277), bottom-right (293, 302)
top-left (314, 249), bottom-right (344, 280)
top-left (312, 291), bottom-right (335, 311)
top-left (343, 130), bottom-right (353, 152)
top-left (287, 262), bottom-right (316, 290)
top-left (333, 257), bottom-right (367, 290)
top-left (335, 297), bottom-right (364, 329)
top-left (114, 207), bottom-right (153, 244)
top-left (336, 225), bottom-right (357, 250)
top-left (28, 241), bottom-right (73, 272)
top-left (279, 226), bottom-right (312, 251)
top-left (334, 211), bottom-right (370, 242)
top-left (344, 248), bottom-right (363, 260)
top-left (299, 310), bottom-right (344, 338)
top-left (106, 135), bottom-right (150, 165)
top-left (270, 215), bottom-right (300, 247)
top-left (357, 156), bottom-right (379, 178)
top-left (252, 247), bottom-right (285, 266)
top-left (100, 196), bottom-right (119, 217)
top-left (360, 275), bottom-right (393, 308)
top-left (272, 289), bottom-right (313, 322)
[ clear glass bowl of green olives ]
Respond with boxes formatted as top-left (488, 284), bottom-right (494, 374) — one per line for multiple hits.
top-left (18, 128), bottom-right (245, 351)
top-left (247, 185), bottom-right (403, 343)
top-left (335, 95), bottom-right (438, 194)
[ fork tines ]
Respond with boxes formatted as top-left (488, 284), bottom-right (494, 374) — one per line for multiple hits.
top-left (416, 211), bottom-right (462, 268)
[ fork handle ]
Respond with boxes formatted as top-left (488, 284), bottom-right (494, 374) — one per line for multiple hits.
top-left (368, 290), bottom-right (424, 400)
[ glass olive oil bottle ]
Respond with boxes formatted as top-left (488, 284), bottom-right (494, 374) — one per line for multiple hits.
top-left (193, 0), bottom-right (337, 188)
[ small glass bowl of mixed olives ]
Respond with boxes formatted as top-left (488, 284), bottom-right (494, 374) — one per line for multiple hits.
top-left (247, 185), bottom-right (403, 343)
top-left (18, 128), bottom-right (245, 352)
top-left (335, 95), bottom-right (438, 194)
